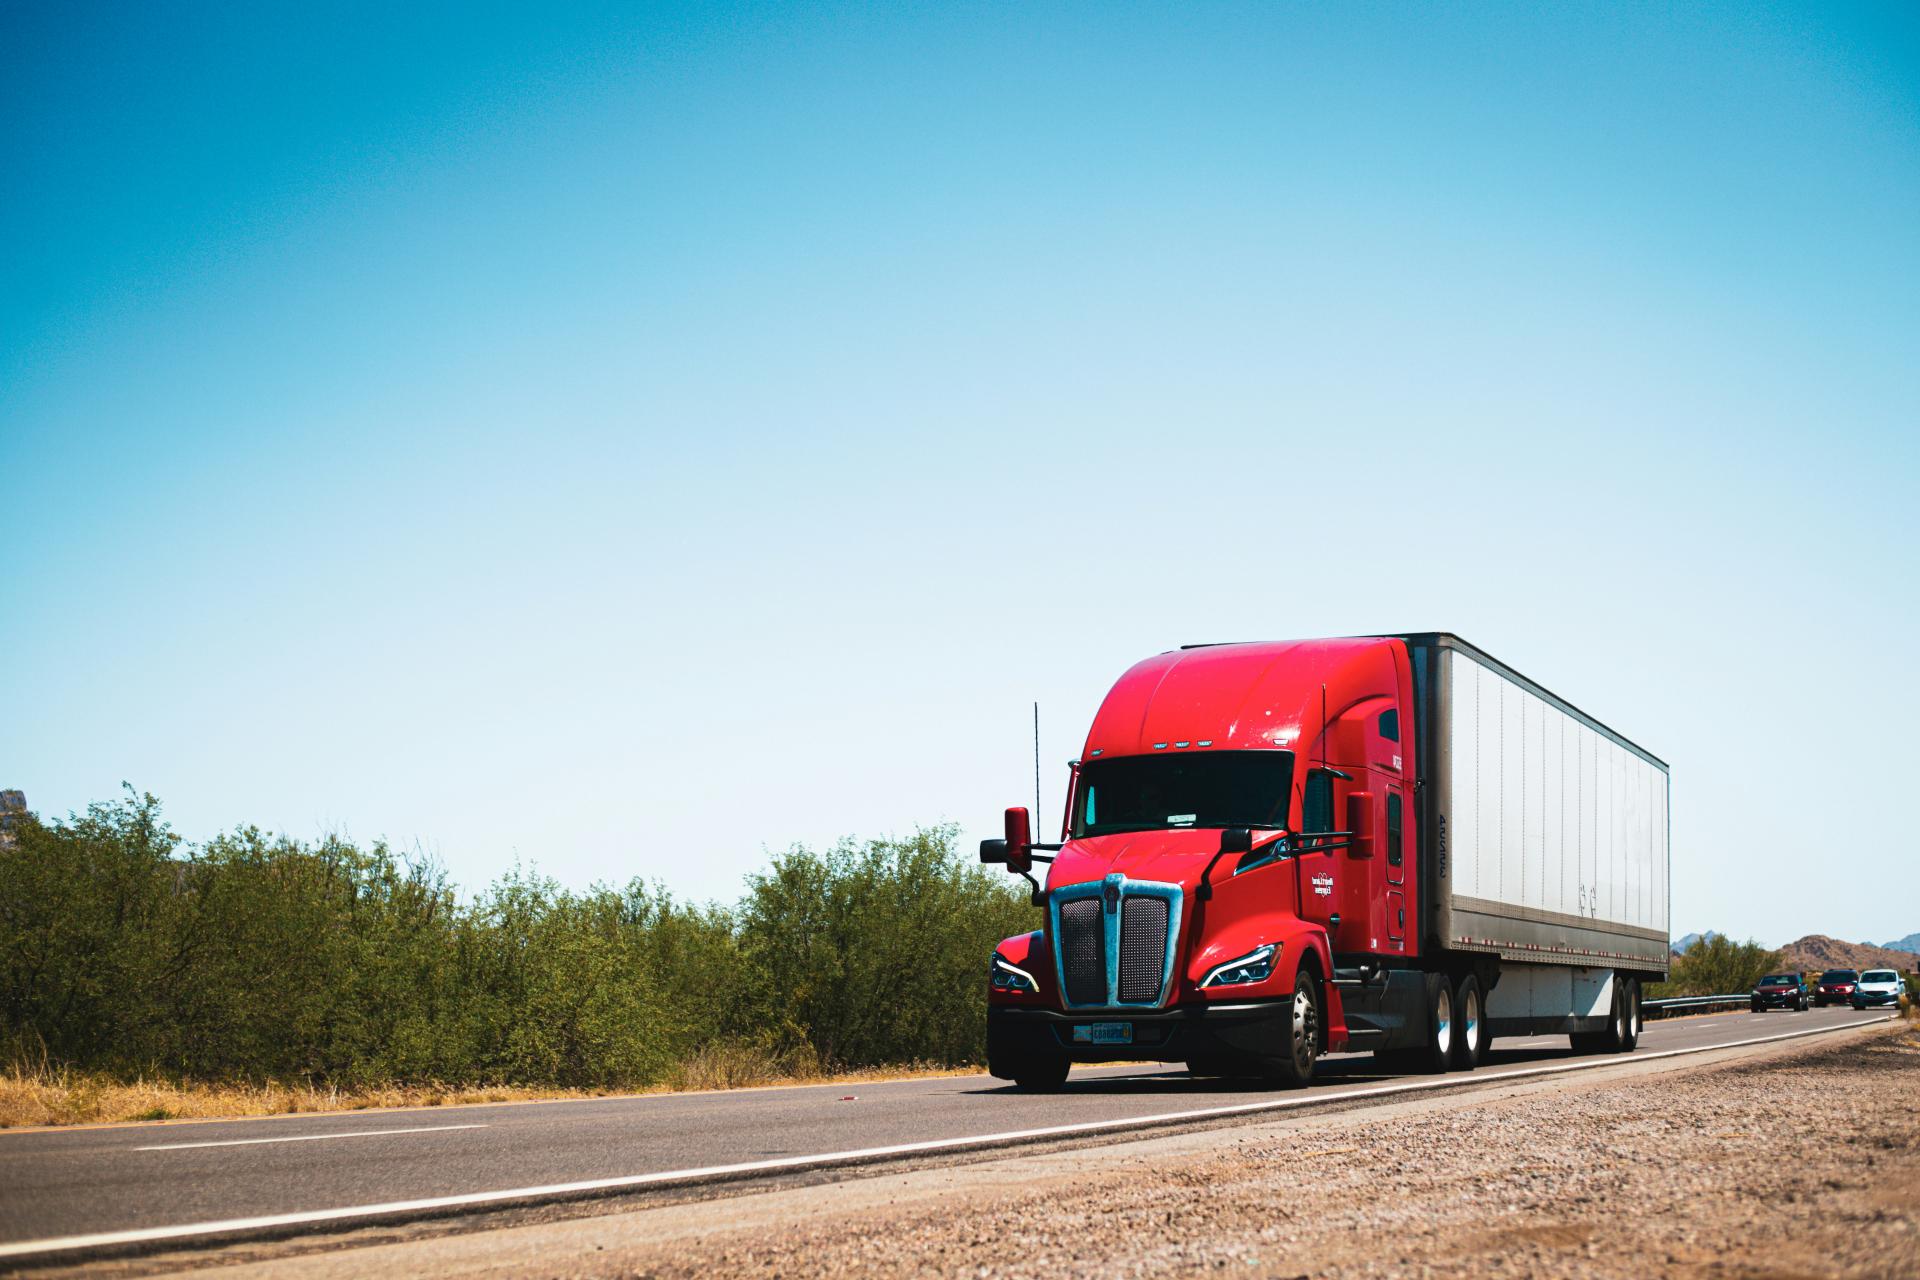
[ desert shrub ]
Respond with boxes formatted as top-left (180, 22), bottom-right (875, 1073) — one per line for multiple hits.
top-left (0, 791), bottom-right (1037, 1090)
top-left (1645, 934), bottom-right (1782, 999)
top-left (738, 829), bottom-right (1037, 1069)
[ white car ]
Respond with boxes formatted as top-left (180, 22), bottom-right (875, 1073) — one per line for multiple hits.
top-left (1850, 969), bottom-right (1905, 1009)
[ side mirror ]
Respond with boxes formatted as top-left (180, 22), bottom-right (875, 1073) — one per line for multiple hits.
top-left (1346, 792), bottom-right (1375, 857)
top-left (1002, 806), bottom-right (1034, 874)
top-left (1197, 828), bottom-right (1253, 902)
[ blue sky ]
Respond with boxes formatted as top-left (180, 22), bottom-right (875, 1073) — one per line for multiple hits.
top-left (4, 2), bottom-right (1916, 947)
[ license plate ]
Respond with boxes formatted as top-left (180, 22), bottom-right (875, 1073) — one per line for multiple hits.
top-left (1074, 1022), bottom-right (1132, 1045)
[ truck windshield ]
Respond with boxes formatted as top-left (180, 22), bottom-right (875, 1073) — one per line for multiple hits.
top-left (1072, 751), bottom-right (1293, 838)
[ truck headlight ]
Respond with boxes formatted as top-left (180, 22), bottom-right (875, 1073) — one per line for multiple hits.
top-left (990, 952), bottom-right (1037, 993)
top-left (1201, 943), bottom-right (1279, 988)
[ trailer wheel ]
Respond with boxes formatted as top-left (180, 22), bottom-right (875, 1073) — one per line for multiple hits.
top-left (1269, 968), bottom-right (1322, 1087)
top-left (1453, 974), bottom-right (1487, 1070)
top-left (1621, 978), bottom-right (1641, 1051)
top-left (1571, 974), bottom-right (1630, 1054)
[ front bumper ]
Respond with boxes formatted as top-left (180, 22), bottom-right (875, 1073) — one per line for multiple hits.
top-left (988, 1000), bottom-right (1288, 1066)
top-left (1752, 991), bottom-right (1800, 1007)
top-left (1851, 990), bottom-right (1901, 1006)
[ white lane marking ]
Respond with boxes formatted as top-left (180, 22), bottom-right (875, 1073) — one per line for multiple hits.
top-left (135, 1124), bottom-right (488, 1152)
top-left (0, 1014), bottom-right (1891, 1260)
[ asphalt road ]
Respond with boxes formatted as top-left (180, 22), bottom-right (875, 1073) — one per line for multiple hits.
top-left (0, 1006), bottom-right (1889, 1259)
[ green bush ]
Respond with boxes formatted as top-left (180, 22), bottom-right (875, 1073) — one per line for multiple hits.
top-left (0, 790), bottom-right (1038, 1089)
top-left (1645, 934), bottom-right (1783, 999)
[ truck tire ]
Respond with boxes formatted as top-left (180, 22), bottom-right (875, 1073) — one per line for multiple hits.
top-left (1620, 978), bottom-right (1641, 1051)
top-left (988, 1021), bottom-right (1070, 1091)
top-left (1571, 975), bottom-right (1630, 1054)
top-left (1011, 1055), bottom-right (1070, 1092)
top-left (1268, 968), bottom-right (1322, 1087)
top-left (1412, 974), bottom-right (1455, 1074)
top-left (1453, 974), bottom-right (1487, 1070)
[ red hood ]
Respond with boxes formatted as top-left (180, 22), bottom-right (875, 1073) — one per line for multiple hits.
top-left (1045, 828), bottom-right (1259, 892)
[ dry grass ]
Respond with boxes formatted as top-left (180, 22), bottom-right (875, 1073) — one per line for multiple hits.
top-left (0, 1065), bottom-right (608, 1130)
top-left (0, 1049), bottom-right (973, 1131)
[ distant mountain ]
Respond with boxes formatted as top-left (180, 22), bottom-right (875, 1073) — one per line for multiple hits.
top-left (1779, 935), bottom-right (1919, 974)
top-left (1881, 932), bottom-right (1920, 955)
top-left (1673, 930), bottom-right (1721, 955)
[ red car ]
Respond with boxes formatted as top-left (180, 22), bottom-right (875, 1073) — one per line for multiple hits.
top-left (1750, 974), bottom-right (1806, 1012)
top-left (1813, 969), bottom-right (1859, 1007)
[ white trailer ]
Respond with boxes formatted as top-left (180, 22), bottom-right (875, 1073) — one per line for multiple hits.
top-left (1401, 634), bottom-right (1670, 1045)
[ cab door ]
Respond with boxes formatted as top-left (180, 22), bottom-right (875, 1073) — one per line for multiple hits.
top-left (1296, 768), bottom-right (1341, 932)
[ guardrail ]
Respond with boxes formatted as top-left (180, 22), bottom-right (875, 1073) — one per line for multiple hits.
top-left (1642, 994), bottom-right (1751, 1019)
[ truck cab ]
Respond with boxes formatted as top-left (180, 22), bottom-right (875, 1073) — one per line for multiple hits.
top-left (983, 638), bottom-right (1419, 1089)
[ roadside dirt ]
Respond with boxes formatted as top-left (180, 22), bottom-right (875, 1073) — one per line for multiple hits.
top-left (589, 1025), bottom-right (1920, 1280)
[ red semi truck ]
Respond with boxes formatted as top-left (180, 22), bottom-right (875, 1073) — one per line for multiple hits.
top-left (981, 634), bottom-right (1671, 1089)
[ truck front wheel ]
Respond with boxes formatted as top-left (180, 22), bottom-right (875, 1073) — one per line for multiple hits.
top-left (987, 1021), bottom-right (1070, 1091)
top-left (1010, 1055), bottom-right (1070, 1092)
top-left (1268, 969), bottom-right (1322, 1087)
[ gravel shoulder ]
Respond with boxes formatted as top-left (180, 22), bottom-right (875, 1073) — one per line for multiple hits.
top-left (165, 1020), bottom-right (1919, 1280)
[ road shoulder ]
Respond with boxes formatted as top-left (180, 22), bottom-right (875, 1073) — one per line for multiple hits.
top-left (146, 1019), bottom-right (1918, 1280)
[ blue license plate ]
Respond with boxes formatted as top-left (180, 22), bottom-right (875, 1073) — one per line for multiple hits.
top-left (1074, 1022), bottom-right (1133, 1045)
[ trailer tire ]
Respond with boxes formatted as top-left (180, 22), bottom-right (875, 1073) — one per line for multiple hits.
top-left (1571, 974), bottom-right (1630, 1054)
top-left (1268, 968), bottom-right (1322, 1088)
top-left (1621, 978), bottom-right (1641, 1051)
top-left (1453, 974), bottom-right (1487, 1070)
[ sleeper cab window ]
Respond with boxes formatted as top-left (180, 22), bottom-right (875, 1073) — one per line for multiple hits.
top-left (1378, 708), bottom-right (1399, 742)
top-left (1386, 792), bottom-right (1403, 866)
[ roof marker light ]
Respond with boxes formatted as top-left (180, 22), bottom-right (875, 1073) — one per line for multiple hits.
top-left (1090, 749), bottom-right (1103, 756)
top-left (1198, 740), bottom-right (1213, 747)
top-left (1153, 742), bottom-right (1168, 750)
top-left (1175, 741), bottom-right (1190, 748)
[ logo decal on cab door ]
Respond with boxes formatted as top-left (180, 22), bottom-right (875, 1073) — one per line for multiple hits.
top-left (1311, 872), bottom-right (1334, 897)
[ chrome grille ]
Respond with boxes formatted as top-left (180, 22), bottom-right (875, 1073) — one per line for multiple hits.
top-left (1057, 898), bottom-right (1107, 1006)
top-left (1117, 896), bottom-right (1169, 1002)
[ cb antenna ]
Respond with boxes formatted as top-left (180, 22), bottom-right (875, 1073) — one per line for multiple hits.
top-left (1033, 701), bottom-right (1042, 828)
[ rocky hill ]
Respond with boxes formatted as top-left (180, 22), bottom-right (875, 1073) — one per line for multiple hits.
top-left (1882, 932), bottom-right (1920, 955)
top-left (1779, 934), bottom-right (1919, 974)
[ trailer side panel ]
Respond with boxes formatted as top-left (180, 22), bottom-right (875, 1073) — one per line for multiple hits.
top-left (1421, 638), bottom-right (1670, 977)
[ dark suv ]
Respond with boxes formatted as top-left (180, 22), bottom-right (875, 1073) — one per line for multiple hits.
top-left (1750, 973), bottom-right (1806, 1012)
top-left (1813, 969), bottom-right (1859, 1007)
